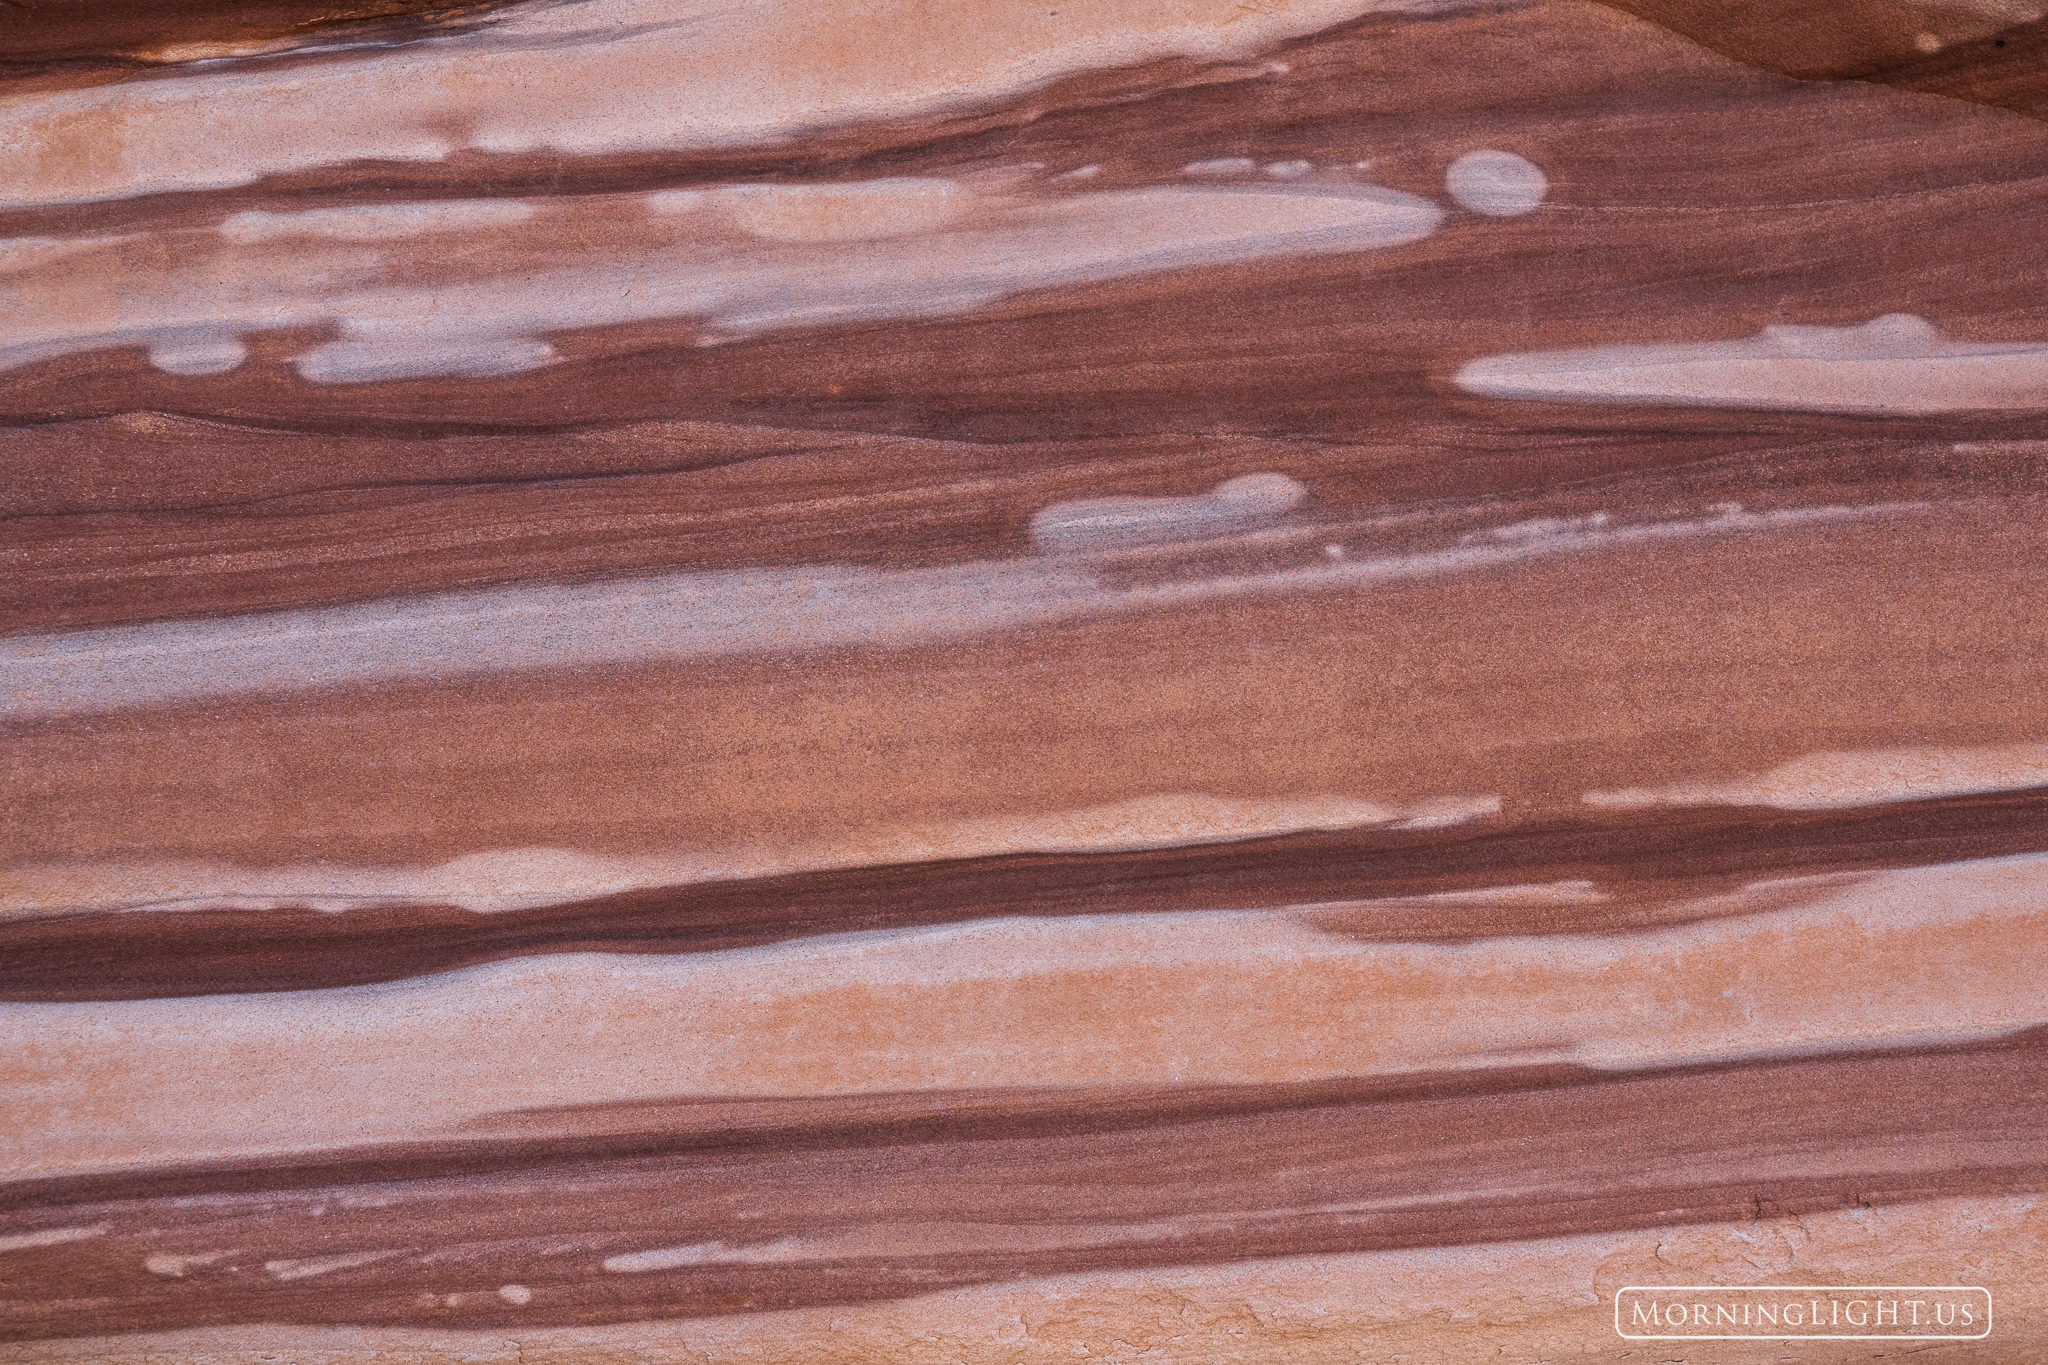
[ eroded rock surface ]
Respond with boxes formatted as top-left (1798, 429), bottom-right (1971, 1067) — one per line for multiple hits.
top-left (4, 0), bottom-right (2046, 1359)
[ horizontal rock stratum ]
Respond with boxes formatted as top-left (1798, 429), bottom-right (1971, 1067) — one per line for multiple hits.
top-left (4, 0), bottom-right (2048, 1359)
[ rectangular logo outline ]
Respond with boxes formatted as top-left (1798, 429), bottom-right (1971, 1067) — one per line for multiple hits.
top-left (1614, 1285), bottom-right (1992, 1340)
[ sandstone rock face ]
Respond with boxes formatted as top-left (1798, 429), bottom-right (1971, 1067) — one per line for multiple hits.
top-left (3, 0), bottom-right (2046, 1359)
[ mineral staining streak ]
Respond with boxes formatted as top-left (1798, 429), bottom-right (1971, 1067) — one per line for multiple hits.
top-left (4, 0), bottom-right (2048, 1359)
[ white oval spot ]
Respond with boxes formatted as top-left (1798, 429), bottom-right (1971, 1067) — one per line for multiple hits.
top-left (1211, 471), bottom-right (1307, 512)
top-left (606, 1243), bottom-right (729, 1273)
top-left (1182, 157), bottom-right (1256, 178)
top-left (144, 1252), bottom-right (222, 1277)
top-left (1445, 150), bottom-right (1548, 217)
top-left (498, 1283), bottom-right (533, 1305)
top-left (149, 337), bottom-right (247, 376)
top-left (1031, 471), bottom-right (1306, 554)
top-left (292, 337), bottom-right (559, 384)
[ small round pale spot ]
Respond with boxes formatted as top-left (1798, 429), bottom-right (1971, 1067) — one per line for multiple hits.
top-left (1915, 31), bottom-right (1943, 52)
top-left (498, 1283), bottom-right (533, 1305)
top-left (1444, 149), bottom-right (1548, 217)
